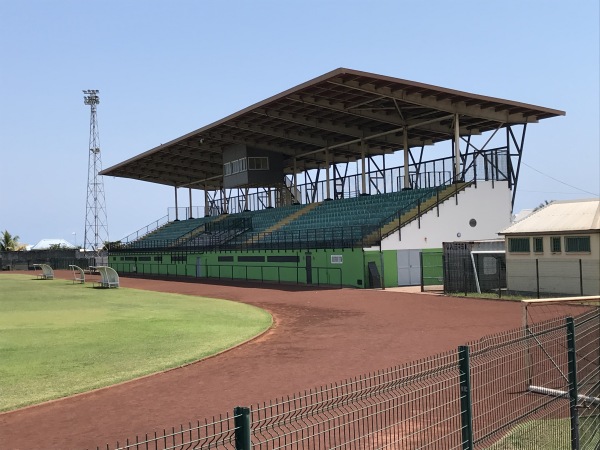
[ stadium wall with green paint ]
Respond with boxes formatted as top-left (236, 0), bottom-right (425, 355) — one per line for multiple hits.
top-left (109, 249), bottom-right (366, 288)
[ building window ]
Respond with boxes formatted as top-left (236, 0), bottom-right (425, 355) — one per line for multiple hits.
top-left (565, 236), bottom-right (591, 253)
top-left (508, 237), bottom-right (530, 253)
top-left (248, 157), bottom-right (269, 170)
top-left (551, 236), bottom-right (561, 253)
top-left (533, 237), bottom-right (543, 253)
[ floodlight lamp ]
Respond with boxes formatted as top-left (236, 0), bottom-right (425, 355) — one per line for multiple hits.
top-left (83, 89), bottom-right (100, 106)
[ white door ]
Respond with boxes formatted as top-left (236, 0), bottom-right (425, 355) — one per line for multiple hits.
top-left (397, 250), bottom-right (421, 286)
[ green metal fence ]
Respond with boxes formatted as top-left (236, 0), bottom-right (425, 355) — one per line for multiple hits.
top-left (98, 307), bottom-right (599, 450)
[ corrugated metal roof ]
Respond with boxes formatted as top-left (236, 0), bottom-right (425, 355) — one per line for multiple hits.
top-left (100, 67), bottom-right (565, 189)
top-left (499, 199), bottom-right (600, 235)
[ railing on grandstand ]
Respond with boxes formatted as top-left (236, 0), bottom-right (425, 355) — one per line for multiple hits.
top-left (119, 215), bottom-right (169, 244)
top-left (108, 223), bottom-right (379, 253)
top-left (114, 148), bottom-right (501, 252)
top-left (378, 180), bottom-right (473, 241)
top-left (167, 147), bottom-right (508, 217)
top-left (97, 306), bottom-right (600, 450)
top-left (109, 183), bottom-right (469, 253)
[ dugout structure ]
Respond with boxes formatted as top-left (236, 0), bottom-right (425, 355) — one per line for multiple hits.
top-left (101, 68), bottom-right (564, 288)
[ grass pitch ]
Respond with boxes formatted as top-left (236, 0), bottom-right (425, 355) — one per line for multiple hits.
top-left (0, 274), bottom-right (272, 412)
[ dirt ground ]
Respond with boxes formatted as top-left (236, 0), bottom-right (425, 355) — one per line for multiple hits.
top-left (0, 271), bottom-right (524, 449)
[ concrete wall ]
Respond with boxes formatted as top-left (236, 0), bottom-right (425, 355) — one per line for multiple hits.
top-left (1, 249), bottom-right (90, 270)
top-left (380, 181), bottom-right (512, 251)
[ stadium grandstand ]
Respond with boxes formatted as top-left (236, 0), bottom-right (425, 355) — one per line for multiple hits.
top-left (101, 68), bottom-right (564, 288)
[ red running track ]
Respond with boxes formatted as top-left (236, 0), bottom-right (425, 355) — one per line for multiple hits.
top-left (0, 272), bottom-right (523, 449)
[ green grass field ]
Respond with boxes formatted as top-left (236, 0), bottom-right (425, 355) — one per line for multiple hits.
top-left (0, 274), bottom-right (272, 412)
top-left (486, 416), bottom-right (599, 449)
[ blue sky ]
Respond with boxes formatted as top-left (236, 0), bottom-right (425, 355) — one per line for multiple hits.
top-left (1, 1), bottom-right (598, 246)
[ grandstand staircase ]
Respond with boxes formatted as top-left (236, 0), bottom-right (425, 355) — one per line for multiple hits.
top-left (245, 202), bottom-right (320, 244)
top-left (362, 182), bottom-right (472, 247)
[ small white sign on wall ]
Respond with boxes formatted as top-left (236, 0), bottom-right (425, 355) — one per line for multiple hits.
top-left (331, 255), bottom-right (343, 264)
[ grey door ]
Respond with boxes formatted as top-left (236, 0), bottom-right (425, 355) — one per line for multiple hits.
top-left (397, 250), bottom-right (421, 286)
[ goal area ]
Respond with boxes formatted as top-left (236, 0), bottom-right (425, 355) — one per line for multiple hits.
top-left (520, 296), bottom-right (600, 420)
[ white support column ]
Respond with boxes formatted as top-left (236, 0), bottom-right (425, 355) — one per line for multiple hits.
top-left (174, 186), bottom-right (179, 221)
top-left (222, 187), bottom-right (228, 214)
top-left (403, 129), bottom-right (410, 190)
top-left (454, 113), bottom-right (461, 182)
top-left (244, 187), bottom-right (249, 211)
top-left (361, 141), bottom-right (367, 195)
top-left (293, 158), bottom-right (298, 201)
top-left (188, 188), bottom-right (193, 219)
top-left (325, 147), bottom-right (331, 200)
top-left (204, 188), bottom-right (209, 217)
top-left (267, 187), bottom-right (272, 208)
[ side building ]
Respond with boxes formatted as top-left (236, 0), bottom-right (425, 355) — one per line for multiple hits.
top-left (499, 199), bottom-right (600, 296)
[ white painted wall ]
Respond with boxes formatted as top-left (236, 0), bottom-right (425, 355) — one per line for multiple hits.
top-left (380, 181), bottom-right (512, 251)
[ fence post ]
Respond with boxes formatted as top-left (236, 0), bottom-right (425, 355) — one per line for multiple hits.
top-left (420, 251), bottom-right (425, 293)
top-left (463, 258), bottom-right (468, 296)
top-left (458, 345), bottom-right (474, 450)
top-left (566, 317), bottom-right (580, 450)
top-left (535, 259), bottom-right (540, 299)
top-left (578, 259), bottom-right (583, 296)
top-left (497, 257), bottom-right (502, 299)
top-left (234, 406), bottom-right (252, 450)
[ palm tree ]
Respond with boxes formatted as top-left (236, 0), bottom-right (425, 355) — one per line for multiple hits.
top-left (0, 230), bottom-right (20, 251)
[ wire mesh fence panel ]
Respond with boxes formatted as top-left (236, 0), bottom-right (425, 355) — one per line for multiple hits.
top-left (468, 322), bottom-right (572, 449)
top-left (249, 351), bottom-right (464, 449)
top-left (101, 414), bottom-right (239, 450)
top-left (574, 308), bottom-right (600, 450)
top-left (523, 297), bottom-right (600, 328)
top-left (421, 250), bottom-right (444, 292)
top-left (96, 299), bottom-right (599, 450)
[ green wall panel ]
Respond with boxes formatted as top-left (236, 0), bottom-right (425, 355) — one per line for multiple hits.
top-left (422, 248), bottom-right (443, 286)
top-left (111, 249), bottom-right (367, 288)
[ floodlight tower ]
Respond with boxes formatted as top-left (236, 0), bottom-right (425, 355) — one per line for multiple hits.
top-left (83, 89), bottom-right (109, 257)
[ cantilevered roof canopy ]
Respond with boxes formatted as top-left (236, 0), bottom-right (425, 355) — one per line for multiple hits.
top-left (101, 68), bottom-right (564, 190)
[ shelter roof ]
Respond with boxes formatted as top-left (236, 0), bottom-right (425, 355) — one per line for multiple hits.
top-left (101, 68), bottom-right (565, 189)
top-left (30, 238), bottom-right (76, 250)
top-left (499, 199), bottom-right (600, 235)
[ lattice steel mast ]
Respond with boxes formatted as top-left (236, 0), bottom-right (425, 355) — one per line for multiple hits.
top-left (83, 90), bottom-right (109, 256)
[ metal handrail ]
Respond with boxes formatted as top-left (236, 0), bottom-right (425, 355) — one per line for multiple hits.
top-left (119, 215), bottom-right (169, 244)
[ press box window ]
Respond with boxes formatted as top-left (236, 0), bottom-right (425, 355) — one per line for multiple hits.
top-left (248, 157), bottom-right (269, 170)
top-left (508, 237), bottom-right (530, 253)
top-left (533, 237), bottom-right (543, 253)
top-left (565, 236), bottom-right (591, 253)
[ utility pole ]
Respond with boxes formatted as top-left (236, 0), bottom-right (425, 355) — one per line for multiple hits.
top-left (83, 90), bottom-right (109, 262)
